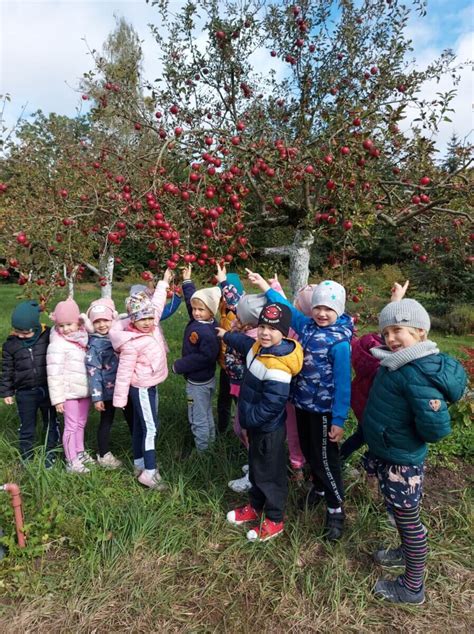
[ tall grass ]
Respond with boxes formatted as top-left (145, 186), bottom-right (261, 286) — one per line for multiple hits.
top-left (0, 283), bottom-right (472, 632)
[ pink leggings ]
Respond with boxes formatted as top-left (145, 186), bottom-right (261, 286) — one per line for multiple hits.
top-left (63, 398), bottom-right (90, 461)
top-left (233, 400), bottom-right (305, 469)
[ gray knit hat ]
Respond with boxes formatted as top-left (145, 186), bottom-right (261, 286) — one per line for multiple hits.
top-left (311, 280), bottom-right (346, 316)
top-left (236, 293), bottom-right (267, 327)
top-left (379, 299), bottom-right (431, 333)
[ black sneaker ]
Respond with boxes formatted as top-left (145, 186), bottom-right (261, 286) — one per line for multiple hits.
top-left (374, 577), bottom-right (425, 605)
top-left (324, 510), bottom-right (345, 541)
top-left (373, 546), bottom-right (405, 567)
top-left (298, 486), bottom-right (325, 511)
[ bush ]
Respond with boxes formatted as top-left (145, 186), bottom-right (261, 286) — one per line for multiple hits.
top-left (431, 304), bottom-right (474, 335)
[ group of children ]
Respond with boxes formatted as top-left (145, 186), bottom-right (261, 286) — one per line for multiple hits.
top-left (0, 266), bottom-right (467, 605)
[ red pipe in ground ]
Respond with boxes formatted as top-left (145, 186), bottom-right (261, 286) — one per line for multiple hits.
top-left (2, 483), bottom-right (26, 548)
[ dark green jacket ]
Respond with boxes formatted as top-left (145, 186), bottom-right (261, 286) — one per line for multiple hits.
top-left (363, 353), bottom-right (467, 465)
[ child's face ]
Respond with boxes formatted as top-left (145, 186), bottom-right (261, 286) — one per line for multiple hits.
top-left (56, 322), bottom-right (79, 335)
top-left (257, 324), bottom-right (283, 348)
top-left (312, 305), bottom-right (338, 327)
top-left (93, 319), bottom-right (112, 335)
top-left (133, 317), bottom-right (155, 333)
top-left (13, 328), bottom-right (35, 339)
top-left (382, 326), bottom-right (425, 352)
top-left (191, 299), bottom-right (213, 321)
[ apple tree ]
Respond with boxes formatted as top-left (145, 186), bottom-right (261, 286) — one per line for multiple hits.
top-left (98, 0), bottom-right (471, 294)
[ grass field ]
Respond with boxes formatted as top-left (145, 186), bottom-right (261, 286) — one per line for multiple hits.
top-left (0, 283), bottom-right (472, 632)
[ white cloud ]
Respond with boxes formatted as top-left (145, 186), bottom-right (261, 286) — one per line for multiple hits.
top-left (0, 0), bottom-right (472, 157)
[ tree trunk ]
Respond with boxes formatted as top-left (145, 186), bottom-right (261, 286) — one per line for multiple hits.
top-left (263, 229), bottom-right (314, 299)
top-left (287, 229), bottom-right (314, 298)
top-left (99, 250), bottom-right (115, 299)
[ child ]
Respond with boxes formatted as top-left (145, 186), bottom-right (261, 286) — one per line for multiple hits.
top-left (122, 280), bottom-right (182, 436)
top-left (218, 302), bottom-right (303, 542)
top-left (225, 292), bottom-right (267, 492)
top-left (0, 300), bottom-right (59, 466)
top-left (82, 298), bottom-right (121, 469)
top-left (215, 263), bottom-right (245, 433)
top-left (248, 270), bottom-right (353, 541)
top-left (47, 298), bottom-right (91, 473)
top-left (173, 265), bottom-right (221, 452)
top-left (363, 299), bottom-right (467, 605)
top-left (109, 269), bottom-right (172, 489)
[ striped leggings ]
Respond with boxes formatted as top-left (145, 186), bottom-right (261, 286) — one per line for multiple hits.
top-left (394, 505), bottom-right (427, 592)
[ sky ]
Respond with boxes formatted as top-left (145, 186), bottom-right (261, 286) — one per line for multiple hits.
top-left (0, 0), bottom-right (473, 155)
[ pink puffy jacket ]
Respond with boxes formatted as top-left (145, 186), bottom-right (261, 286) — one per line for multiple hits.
top-left (109, 281), bottom-right (169, 408)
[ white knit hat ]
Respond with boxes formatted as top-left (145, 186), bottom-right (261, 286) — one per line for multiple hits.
top-left (379, 299), bottom-right (431, 333)
top-left (311, 280), bottom-right (346, 316)
top-left (191, 287), bottom-right (222, 316)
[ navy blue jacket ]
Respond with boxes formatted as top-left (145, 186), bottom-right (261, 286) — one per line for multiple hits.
top-left (173, 281), bottom-right (220, 383)
top-left (85, 334), bottom-right (119, 403)
top-left (224, 332), bottom-right (303, 432)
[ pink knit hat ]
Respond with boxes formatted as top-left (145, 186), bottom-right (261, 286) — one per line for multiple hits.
top-left (87, 298), bottom-right (117, 323)
top-left (295, 284), bottom-right (318, 317)
top-left (51, 298), bottom-right (81, 324)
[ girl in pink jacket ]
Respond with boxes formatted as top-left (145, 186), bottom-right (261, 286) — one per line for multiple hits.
top-left (109, 269), bottom-right (172, 490)
top-left (47, 298), bottom-right (91, 474)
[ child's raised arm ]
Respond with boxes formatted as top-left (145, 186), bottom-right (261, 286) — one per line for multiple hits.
top-left (246, 268), bottom-right (270, 293)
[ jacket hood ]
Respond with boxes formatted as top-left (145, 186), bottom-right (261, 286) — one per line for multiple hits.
top-left (414, 353), bottom-right (467, 403)
top-left (109, 323), bottom-right (152, 351)
top-left (254, 337), bottom-right (303, 376)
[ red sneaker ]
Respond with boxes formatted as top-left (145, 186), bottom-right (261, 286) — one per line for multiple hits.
top-left (247, 518), bottom-right (284, 542)
top-left (227, 504), bottom-right (260, 525)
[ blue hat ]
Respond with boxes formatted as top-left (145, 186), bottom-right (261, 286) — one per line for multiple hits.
top-left (225, 273), bottom-right (244, 296)
top-left (11, 301), bottom-right (41, 331)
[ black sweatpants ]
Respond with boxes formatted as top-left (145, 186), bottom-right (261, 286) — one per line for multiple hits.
top-left (295, 408), bottom-right (344, 508)
top-left (97, 400), bottom-right (116, 457)
top-left (340, 422), bottom-right (364, 461)
top-left (248, 425), bottom-right (287, 523)
top-left (16, 386), bottom-right (59, 460)
top-left (217, 367), bottom-right (233, 433)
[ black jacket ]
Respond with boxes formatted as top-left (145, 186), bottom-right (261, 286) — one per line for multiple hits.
top-left (0, 326), bottom-right (51, 396)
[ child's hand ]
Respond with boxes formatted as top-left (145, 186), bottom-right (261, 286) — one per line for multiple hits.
top-left (391, 280), bottom-right (409, 302)
top-left (94, 401), bottom-right (105, 412)
top-left (182, 264), bottom-right (192, 281)
top-left (329, 425), bottom-right (344, 443)
top-left (267, 272), bottom-right (279, 286)
top-left (3, 396), bottom-right (14, 405)
top-left (216, 262), bottom-right (227, 283)
top-left (163, 268), bottom-right (173, 286)
top-left (246, 268), bottom-right (270, 292)
top-left (55, 403), bottom-right (64, 414)
top-left (215, 327), bottom-right (227, 338)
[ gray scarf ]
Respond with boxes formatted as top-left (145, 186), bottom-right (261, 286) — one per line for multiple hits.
top-left (371, 340), bottom-right (439, 371)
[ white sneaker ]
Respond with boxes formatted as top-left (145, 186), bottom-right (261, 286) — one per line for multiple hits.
top-left (242, 464), bottom-right (249, 474)
top-left (137, 470), bottom-right (168, 491)
top-left (77, 451), bottom-right (96, 465)
top-left (66, 458), bottom-right (90, 474)
top-left (228, 472), bottom-right (251, 493)
top-left (97, 452), bottom-right (122, 469)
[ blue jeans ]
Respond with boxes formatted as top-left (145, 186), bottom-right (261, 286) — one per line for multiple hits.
top-left (15, 386), bottom-right (59, 459)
